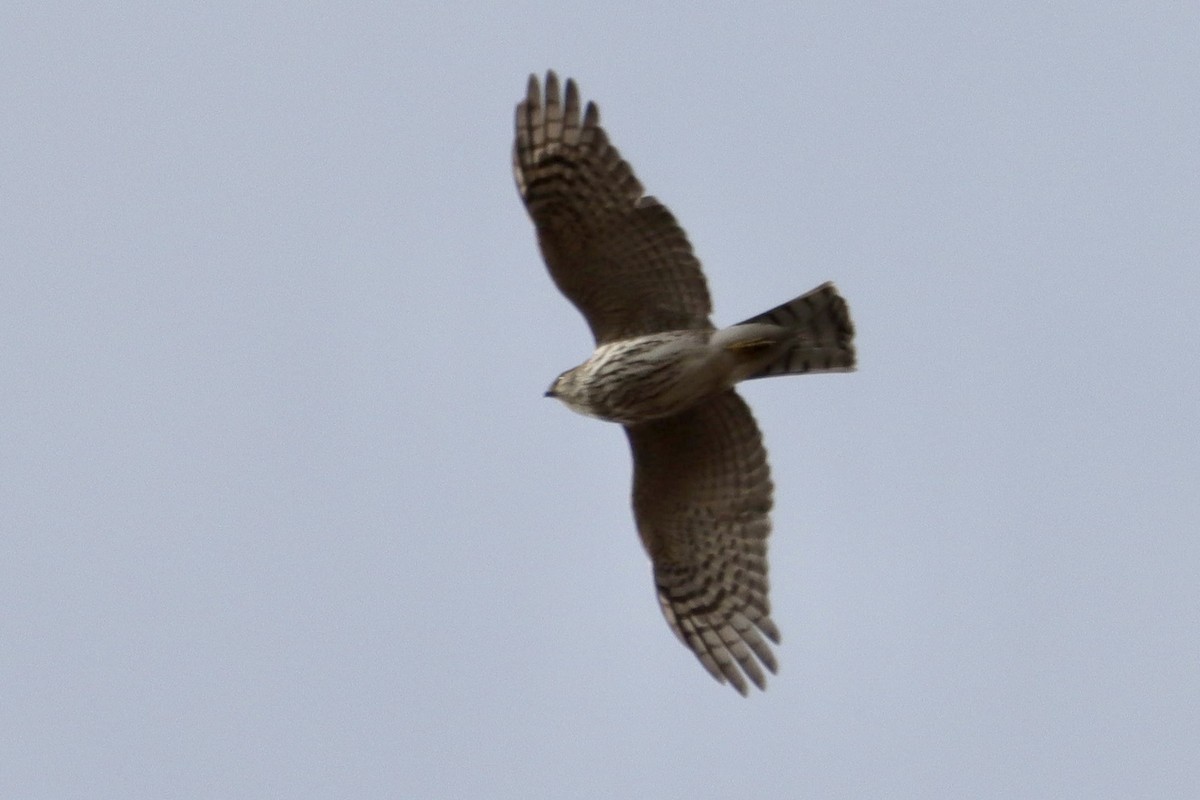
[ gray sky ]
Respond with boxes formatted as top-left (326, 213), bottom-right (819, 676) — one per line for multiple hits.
top-left (3, 2), bottom-right (1198, 797)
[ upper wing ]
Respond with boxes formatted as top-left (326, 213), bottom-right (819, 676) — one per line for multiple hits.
top-left (624, 390), bottom-right (779, 695)
top-left (514, 72), bottom-right (713, 344)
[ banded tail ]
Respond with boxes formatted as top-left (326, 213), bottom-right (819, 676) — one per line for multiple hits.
top-left (736, 282), bottom-right (856, 380)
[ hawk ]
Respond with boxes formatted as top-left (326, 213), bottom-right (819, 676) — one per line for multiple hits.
top-left (513, 72), bottom-right (855, 695)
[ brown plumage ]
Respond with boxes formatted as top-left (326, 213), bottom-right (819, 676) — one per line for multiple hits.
top-left (514, 71), bottom-right (855, 694)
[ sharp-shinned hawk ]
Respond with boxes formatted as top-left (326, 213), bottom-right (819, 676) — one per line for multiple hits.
top-left (513, 72), bottom-right (855, 695)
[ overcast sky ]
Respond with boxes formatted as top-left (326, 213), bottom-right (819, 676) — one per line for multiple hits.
top-left (3, 2), bottom-right (1198, 798)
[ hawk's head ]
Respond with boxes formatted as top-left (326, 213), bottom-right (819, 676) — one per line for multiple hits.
top-left (544, 367), bottom-right (597, 419)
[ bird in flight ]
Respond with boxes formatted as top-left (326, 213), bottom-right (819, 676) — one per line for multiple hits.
top-left (513, 72), bottom-right (855, 695)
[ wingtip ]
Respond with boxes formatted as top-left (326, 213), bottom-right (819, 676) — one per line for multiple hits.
top-left (583, 99), bottom-right (599, 127)
top-left (563, 75), bottom-right (578, 110)
top-left (522, 71), bottom-right (598, 129)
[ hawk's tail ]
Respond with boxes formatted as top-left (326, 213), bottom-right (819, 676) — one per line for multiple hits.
top-left (736, 282), bottom-right (856, 379)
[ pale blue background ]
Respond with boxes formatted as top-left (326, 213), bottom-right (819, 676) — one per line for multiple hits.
top-left (3, 2), bottom-right (1198, 797)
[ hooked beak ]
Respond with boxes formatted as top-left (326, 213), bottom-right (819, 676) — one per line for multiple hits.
top-left (544, 387), bottom-right (557, 398)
